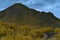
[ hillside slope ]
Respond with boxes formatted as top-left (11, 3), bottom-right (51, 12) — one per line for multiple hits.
top-left (0, 3), bottom-right (60, 40)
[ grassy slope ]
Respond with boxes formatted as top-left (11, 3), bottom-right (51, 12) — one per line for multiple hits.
top-left (0, 21), bottom-right (60, 40)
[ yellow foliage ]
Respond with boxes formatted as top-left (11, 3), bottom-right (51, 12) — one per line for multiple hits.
top-left (0, 21), bottom-right (60, 40)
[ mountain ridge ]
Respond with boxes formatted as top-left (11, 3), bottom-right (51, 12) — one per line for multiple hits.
top-left (0, 3), bottom-right (60, 27)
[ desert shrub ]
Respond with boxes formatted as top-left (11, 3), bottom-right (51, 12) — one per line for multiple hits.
top-left (0, 32), bottom-right (6, 39)
top-left (35, 31), bottom-right (44, 38)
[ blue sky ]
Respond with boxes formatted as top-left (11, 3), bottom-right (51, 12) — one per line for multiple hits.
top-left (0, 0), bottom-right (60, 18)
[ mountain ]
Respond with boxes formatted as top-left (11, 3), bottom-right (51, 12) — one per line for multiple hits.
top-left (0, 3), bottom-right (60, 40)
top-left (0, 3), bottom-right (60, 27)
